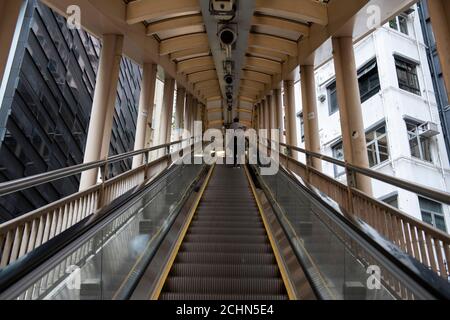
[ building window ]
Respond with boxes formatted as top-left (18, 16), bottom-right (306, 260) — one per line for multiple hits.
top-left (389, 15), bottom-right (409, 35)
top-left (298, 112), bottom-right (305, 142)
top-left (381, 194), bottom-right (399, 209)
top-left (366, 124), bottom-right (389, 167)
top-left (395, 56), bottom-right (421, 95)
top-left (419, 197), bottom-right (446, 232)
top-left (332, 142), bottom-right (345, 178)
top-left (327, 81), bottom-right (339, 115)
top-left (358, 59), bottom-right (381, 103)
top-left (406, 120), bottom-right (432, 162)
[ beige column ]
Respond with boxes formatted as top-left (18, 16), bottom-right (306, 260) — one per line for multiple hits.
top-left (184, 94), bottom-right (193, 132)
top-left (80, 34), bottom-right (123, 191)
top-left (160, 77), bottom-right (175, 144)
top-left (132, 63), bottom-right (157, 169)
top-left (332, 37), bottom-right (372, 195)
top-left (175, 85), bottom-right (186, 139)
top-left (273, 88), bottom-right (284, 143)
top-left (0, 0), bottom-right (23, 85)
top-left (267, 94), bottom-right (274, 131)
top-left (300, 65), bottom-right (322, 171)
top-left (284, 80), bottom-right (298, 151)
top-left (427, 0), bottom-right (450, 103)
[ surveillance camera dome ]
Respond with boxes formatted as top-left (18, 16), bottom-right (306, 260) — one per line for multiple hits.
top-left (224, 74), bottom-right (233, 85)
top-left (219, 27), bottom-right (237, 46)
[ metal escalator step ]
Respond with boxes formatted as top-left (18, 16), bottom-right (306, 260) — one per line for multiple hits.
top-left (159, 293), bottom-right (288, 300)
top-left (192, 215), bottom-right (262, 222)
top-left (184, 234), bottom-right (270, 244)
top-left (175, 252), bottom-right (276, 265)
top-left (181, 242), bottom-right (272, 254)
top-left (170, 263), bottom-right (281, 278)
top-left (187, 227), bottom-right (266, 236)
top-left (164, 277), bottom-right (285, 295)
top-left (190, 221), bottom-right (264, 229)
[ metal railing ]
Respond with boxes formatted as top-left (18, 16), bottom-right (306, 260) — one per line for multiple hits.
top-left (0, 139), bottom-right (192, 268)
top-left (261, 139), bottom-right (450, 281)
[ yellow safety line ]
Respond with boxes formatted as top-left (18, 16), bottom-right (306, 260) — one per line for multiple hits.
top-left (150, 163), bottom-right (216, 300)
top-left (243, 165), bottom-right (297, 300)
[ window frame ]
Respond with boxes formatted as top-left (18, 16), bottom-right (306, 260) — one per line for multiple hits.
top-left (331, 141), bottom-right (346, 178)
top-left (419, 197), bottom-right (446, 232)
top-left (366, 123), bottom-right (390, 167)
top-left (327, 81), bottom-right (339, 116)
top-left (394, 56), bottom-right (421, 96)
top-left (405, 119), bottom-right (433, 163)
top-left (358, 58), bottom-right (381, 103)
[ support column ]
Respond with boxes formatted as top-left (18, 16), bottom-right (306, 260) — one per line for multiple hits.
top-left (427, 0), bottom-right (450, 103)
top-left (80, 34), bottom-right (123, 191)
top-left (132, 63), bottom-right (157, 169)
top-left (273, 88), bottom-right (284, 143)
top-left (0, 0), bottom-right (23, 85)
top-left (332, 37), bottom-right (372, 195)
top-left (159, 76), bottom-right (175, 145)
top-left (175, 85), bottom-right (186, 140)
top-left (184, 94), bottom-right (192, 133)
top-left (300, 65), bottom-right (322, 171)
top-left (284, 80), bottom-right (298, 154)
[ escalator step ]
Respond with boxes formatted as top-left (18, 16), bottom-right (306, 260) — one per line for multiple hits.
top-left (170, 263), bottom-right (281, 278)
top-left (181, 242), bottom-right (272, 254)
top-left (176, 252), bottom-right (276, 265)
top-left (184, 234), bottom-right (270, 244)
top-left (190, 221), bottom-right (264, 229)
top-left (187, 227), bottom-right (266, 236)
top-left (164, 277), bottom-right (285, 295)
top-left (192, 215), bottom-right (262, 222)
top-left (159, 293), bottom-right (288, 300)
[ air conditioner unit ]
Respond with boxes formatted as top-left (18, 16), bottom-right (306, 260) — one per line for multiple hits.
top-left (419, 121), bottom-right (440, 138)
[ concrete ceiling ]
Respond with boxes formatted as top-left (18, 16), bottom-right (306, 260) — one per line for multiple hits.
top-left (41, 0), bottom-right (419, 125)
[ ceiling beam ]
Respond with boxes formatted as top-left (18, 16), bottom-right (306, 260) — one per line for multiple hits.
top-left (245, 57), bottom-right (282, 75)
top-left (195, 79), bottom-right (220, 91)
top-left (247, 47), bottom-right (288, 63)
top-left (146, 14), bottom-right (203, 35)
top-left (252, 15), bottom-right (310, 36)
top-left (170, 47), bottom-right (210, 61)
top-left (240, 79), bottom-right (266, 91)
top-left (241, 70), bottom-right (272, 84)
top-left (177, 56), bottom-right (215, 74)
top-left (248, 33), bottom-right (298, 57)
top-left (126, 0), bottom-right (200, 24)
top-left (160, 33), bottom-right (208, 55)
top-left (254, 0), bottom-right (328, 25)
top-left (188, 70), bottom-right (218, 83)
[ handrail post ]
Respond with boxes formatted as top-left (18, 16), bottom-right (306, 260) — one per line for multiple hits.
top-left (144, 150), bottom-right (150, 181)
top-left (97, 161), bottom-right (109, 210)
top-left (345, 161), bottom-right (356, 214)
top-left (305, 153), bottom-right (312, 184)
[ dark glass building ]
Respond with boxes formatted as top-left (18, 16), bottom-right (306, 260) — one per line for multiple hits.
top-left (0, 0), bottom-right (141, 223)
top-left (418, 0), bottom-right (450, 161)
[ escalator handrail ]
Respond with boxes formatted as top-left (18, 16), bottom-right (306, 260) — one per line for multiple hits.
top-left (253, 164), bottom-right (450, 300)
top-left (0, 163), bottom-right (184, 295)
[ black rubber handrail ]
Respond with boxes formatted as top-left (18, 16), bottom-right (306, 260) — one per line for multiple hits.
top-left (251, 164), bottom-right (450, 300)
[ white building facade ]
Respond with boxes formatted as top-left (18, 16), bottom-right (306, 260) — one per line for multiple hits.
top-left (293, 6), bottom-right (450, 233)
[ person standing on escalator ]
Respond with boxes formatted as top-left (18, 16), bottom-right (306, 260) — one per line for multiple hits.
top-left (229, 117), bottom-right (246, 167)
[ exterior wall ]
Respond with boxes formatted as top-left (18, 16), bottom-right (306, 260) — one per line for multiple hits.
top-left (0, 0), bottom-right (142, 223)
top-left (293, 5), bottom-right (450, 232)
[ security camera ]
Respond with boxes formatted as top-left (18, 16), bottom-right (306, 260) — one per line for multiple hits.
top-left (210, 0), bottom-right (236, 21)
top-left (219, 26), bottom-right (237, 47)
top-left (224, 74), bottom-right (233, 85)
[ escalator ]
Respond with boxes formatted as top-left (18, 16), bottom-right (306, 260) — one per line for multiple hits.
top-left (159, 165), bottom-right (288, 300)
top-left (1, 162), bottom-right (449, 300)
